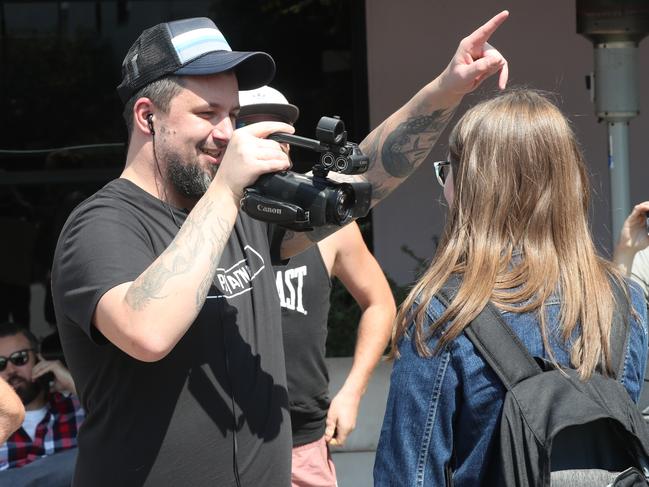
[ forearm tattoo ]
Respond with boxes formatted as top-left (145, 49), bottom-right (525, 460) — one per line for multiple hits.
top-left (369, 181), bottom-right (390, 207)
top-left (194, 213), bottom-right (230, 310)
top-left (126, 199), bottom-right (231, 312)
top-left (281, 107), bottom-right (456, 247)
top-left (380, 108), bottom-right (455, 178)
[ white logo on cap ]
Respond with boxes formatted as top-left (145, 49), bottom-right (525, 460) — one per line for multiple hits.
top-left (172, 28), bottom-right (231, 64)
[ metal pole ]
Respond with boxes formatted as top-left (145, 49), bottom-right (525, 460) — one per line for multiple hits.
top-left (607, 121), bottom-right (631, 240)
top-left (593, 41), bottom-right (639, 245)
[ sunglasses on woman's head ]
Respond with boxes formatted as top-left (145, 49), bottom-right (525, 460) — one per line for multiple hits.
top-left (433, 160), bottom-right (451, 187)
top-left (0, 349), bottom-right (34, 372)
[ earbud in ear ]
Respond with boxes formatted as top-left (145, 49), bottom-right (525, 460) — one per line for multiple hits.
top-left (146, 114), bottom-right (155, 135)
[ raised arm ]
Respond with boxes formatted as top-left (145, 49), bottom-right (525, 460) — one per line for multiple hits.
top-left (318, 222), bottom-right (396, 446)
top-left (360, 11), bottom-right (508, 205)
top-left (280, 11), bottom-right (509, 258)
top-left (0, 377), bottom-right (24, 443)
top-left (613, 201), bottom-right (649, 276)
top-left (94, 122), bottom-right (293, 362)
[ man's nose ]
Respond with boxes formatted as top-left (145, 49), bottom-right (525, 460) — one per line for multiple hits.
top-left (3, 362), bottom-right (17, 377)
top-left (212, 116), bottom-right (234, 143)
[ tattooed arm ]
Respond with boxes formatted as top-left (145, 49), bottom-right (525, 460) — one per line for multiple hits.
top-left (93, 122), bottom-right (293, 362)
top-left (280, 10), bottom-right (510, 258)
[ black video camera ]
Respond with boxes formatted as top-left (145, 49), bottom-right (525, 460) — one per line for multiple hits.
top-left (240, 116), bottom-right (372, 232)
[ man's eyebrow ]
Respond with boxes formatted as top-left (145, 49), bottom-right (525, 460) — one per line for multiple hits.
top-left (202, 102), bottom-right (240, 112)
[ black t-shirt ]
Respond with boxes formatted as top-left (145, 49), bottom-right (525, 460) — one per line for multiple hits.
top-left (273, 245), bottom-right (331, 447)
top-left (51, 179), bottom-right (291, 487)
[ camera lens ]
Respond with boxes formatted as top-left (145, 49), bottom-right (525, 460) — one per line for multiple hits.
top-left (329, 185), bottom-right (354, 224)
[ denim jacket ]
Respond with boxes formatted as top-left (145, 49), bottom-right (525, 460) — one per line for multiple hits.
top-left (374, 281), bottom-right (648, 487)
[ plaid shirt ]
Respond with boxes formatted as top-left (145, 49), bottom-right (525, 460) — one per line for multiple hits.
top-left (0, 392), bottom-right (84, 470)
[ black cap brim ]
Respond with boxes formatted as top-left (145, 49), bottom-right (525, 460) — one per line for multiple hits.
top-left (175, 51), bottom-right (275, 90)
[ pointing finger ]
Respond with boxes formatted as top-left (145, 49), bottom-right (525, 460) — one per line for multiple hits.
top-left (464, 10), bottom-right (509, 51)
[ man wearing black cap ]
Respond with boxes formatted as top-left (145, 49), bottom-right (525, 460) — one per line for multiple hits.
top-left (51, 12), bottom-right (509, 487)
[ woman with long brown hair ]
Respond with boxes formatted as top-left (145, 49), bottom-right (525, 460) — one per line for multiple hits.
top-left (373, 89), bottom-right (648, 486)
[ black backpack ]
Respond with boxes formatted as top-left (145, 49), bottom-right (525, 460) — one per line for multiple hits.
top-left (437, 286), bottom-right (649, 486)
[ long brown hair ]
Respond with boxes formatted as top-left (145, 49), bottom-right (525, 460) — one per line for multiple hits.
top-left (393, 89), bottom-right (626, 379)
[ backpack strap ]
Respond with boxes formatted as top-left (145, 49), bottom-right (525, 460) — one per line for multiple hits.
top-left (438, 283), bottom-right (541, 390)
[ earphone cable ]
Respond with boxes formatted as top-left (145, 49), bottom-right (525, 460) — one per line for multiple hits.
top-left (150, 128), bottom-right (182, 229)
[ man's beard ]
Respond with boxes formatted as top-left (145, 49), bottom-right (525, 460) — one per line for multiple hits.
top-left (166, 153), bottom-right (214, 200)
top-left (8, 375), bottom-right (43, 405)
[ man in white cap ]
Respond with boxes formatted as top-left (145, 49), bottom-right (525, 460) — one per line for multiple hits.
top-left (239, 86), bottom-right (395, 487)
top-left (51, 11), bottom-right (509, 487)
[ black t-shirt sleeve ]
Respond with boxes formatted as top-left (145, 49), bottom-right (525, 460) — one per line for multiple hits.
top-left (53, 200), bottom-right (156, 344)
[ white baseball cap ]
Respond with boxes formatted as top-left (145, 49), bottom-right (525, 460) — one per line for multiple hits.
top-left (238, 85), bottom-right (299, 124)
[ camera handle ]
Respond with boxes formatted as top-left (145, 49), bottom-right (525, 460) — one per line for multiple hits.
top-left (267, 132), bottom-right (323, 152)
top-left (267, 132), bottom-right (352, 178)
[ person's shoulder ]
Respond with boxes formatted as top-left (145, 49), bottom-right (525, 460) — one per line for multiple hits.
top-left (632, 247), bottom-right (649, 278)
top-left (636, 246), bottom-right (649, 261)
top-left (622, 277), bottom-right (648, 336)
top-left (408, 288), bottom-right (449, 332)
top-left (423, 293), bottom-right (447, 321)
top-left (63, 179), bottom-right (159, 233)
top-left (625, 278), bottom-right (645, 308)
top-left (63, 179), bottom-right (134, 223)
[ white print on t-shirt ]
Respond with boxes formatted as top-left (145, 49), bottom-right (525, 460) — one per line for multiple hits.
top-left (207, 245), bottom-right (265, 299)
top-left (275, 265), bottom-right (308, 316)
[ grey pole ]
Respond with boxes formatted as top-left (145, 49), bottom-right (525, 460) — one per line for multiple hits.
top-left (607, 120), bottom-right (631, 240)
top-left (594, 41), bottom-right (639, 240)
top-left (577, 0), bottom-right (648, 248)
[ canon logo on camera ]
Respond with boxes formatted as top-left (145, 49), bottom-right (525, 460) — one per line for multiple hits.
top-left (257, 204), bottom-right (282, 215)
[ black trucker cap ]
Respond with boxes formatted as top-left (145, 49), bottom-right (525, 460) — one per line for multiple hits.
top-left (117, 17), bottom-right (275, 103)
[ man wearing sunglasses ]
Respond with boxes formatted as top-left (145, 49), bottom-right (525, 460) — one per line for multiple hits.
top-left (0, 322), bottom-right (84, 484)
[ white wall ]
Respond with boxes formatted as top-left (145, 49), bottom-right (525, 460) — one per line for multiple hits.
top-left (366, 0), bottom-right (649, 285)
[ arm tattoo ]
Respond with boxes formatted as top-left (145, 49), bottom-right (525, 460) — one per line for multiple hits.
top-left (362, 123), bottom-right (385, 172)
top-left (370, 181), bottom-right (390, 206)
top-left (126, 199), bottom-right (232, 312)
top-left (194, 214), bottom-right (231, 310)
top-left (125, 239), bottom-right (185, 310)
top-left (381, 108), bottom-right (455, 178)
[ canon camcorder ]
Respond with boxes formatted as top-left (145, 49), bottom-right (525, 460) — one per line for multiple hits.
top-left (240, 116), bottom-right (372, 232)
